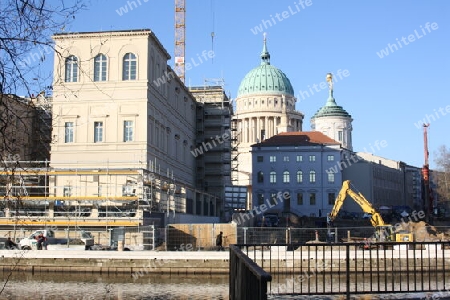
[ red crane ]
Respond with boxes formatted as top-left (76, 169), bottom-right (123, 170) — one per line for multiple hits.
top-left (422, 123), bottom-right (434, 221)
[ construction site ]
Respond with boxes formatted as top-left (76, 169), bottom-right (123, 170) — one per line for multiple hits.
top-left (0, 0), bottom-right (446, 255)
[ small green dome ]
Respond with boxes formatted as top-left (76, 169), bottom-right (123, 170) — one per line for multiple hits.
top-left (312, 90), bottom-right (351, 119)
top-left (237, 39), bottom-right (294, 97)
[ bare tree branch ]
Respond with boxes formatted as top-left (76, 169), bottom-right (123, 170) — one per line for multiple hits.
top-left (434, 145), bottom-right (450, 203)
top-left (0, 1), bottom-right (85, 295)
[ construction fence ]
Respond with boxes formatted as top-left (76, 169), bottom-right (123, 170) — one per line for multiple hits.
top-left (2, 222), bottom-right (449, 251)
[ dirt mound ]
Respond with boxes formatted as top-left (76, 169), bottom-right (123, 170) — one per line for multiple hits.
top-left (405, 221), bottom-right (449, 242)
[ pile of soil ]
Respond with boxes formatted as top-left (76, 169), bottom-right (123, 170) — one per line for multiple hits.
top-left (404, 221), bottom-right (450, 242)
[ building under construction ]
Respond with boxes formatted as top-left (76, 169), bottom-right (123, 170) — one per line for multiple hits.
top-left (0, 30), bottom-right (235, 230)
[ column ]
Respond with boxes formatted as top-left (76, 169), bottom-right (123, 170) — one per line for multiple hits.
top-left (256, 117), bottom-right (260, 142)
top-left (246, 117), bottom-right (249, 143)
top-left (264, 116), bottom-right (268, 140)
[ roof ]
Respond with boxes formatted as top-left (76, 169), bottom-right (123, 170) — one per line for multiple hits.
top-left (52, 29), bottom-right (171, 60)
top-left (311, 90), bottom-right (351, 119)
top-left (252, 131), bottom-right (341, 147)
top-left (237, 38), bottom-right (294, 97)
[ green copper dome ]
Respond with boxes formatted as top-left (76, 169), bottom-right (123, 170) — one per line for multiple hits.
top-left (237, 39), bottom-right (294, 97)
top-left (311, 90), bottom-right (351, 119)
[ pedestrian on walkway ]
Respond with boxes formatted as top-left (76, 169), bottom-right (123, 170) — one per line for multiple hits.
top-left (216, 231), bottom-right (224, 251)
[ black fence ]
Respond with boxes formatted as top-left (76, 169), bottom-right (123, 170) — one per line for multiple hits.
top-left (231, 241), bottom-right (450, 300)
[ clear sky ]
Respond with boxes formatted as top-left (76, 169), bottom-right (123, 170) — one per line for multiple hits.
top-left (32, 0), bottom-right (450, 169)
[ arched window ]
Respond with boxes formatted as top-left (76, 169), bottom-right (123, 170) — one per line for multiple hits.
top-left (122, 53), bottom-right (137, 80)
top-left (309, 170), bottom-right (316, 183)
top-left (283, 171), bottom-right (290, 183)
top-left (257, 171), bottom-right (264, 183)
top-left (65, 55), bottom-right (78, 82)
top-left (270, 171), bottom-right (276, 183)
top-left (94, 54), bottom-right (107, 81)
top-left (297, 192), bottom-right (303, 205)
top-left (296, 170), bottom-right (303, 183)
top-left (256, 193), bottom-right (264, 206)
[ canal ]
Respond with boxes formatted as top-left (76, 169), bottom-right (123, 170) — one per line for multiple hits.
top-left (0, 273), bottom-right (229, 299)
top-left (1, 272), bottom-right (449, 299)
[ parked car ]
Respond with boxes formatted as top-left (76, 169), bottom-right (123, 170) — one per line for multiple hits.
top-left (362, 213), bottom-right (372, 219)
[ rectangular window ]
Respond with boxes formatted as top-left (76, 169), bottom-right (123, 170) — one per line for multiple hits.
top-left (327, 172), bottom-right (335, 183)
top-left (327, 155), bottom-right (334, 161)
top-left (310, 193), bottom-right (316, 205)
top-left (63, 186), bottom-right (72, 197)
top-left (309, 155), bottom-right (316, 162)
top-left (283, 156), bottom-right (289, 162)
top-left (123, 120), bottom-right (134, 142)
top-left (296, 155), bottom-right (303, 162)
top-left (94, 121), bottom-right (103, 143)
top-left (338, 131), bottom-right (343, 142)
top-left (297, 193), bottom-right (303, 205)
top-left (257, 156), bottom-right (263, 162)
top-left (64, 122), bottom-right (74, 143)
top-left (328, 193), bottom-right (335, 205)
top-left (270, 155), bottom-right (276, 162)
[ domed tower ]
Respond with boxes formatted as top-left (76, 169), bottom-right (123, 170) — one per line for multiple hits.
top-left (232, 35), bottom-right (304, 186)
top-left (310, 73), bottom-right (353, 150)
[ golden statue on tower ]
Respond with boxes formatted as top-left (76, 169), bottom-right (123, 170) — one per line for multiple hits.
top-left (326, 73), bottom-right (333, 92)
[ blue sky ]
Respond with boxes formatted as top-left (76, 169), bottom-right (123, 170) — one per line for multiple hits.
top-left (34, 0), bottom-right (450, 168)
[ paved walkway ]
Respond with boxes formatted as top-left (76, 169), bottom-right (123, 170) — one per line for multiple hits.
top-left (0, 248), bottom-right (231, 260)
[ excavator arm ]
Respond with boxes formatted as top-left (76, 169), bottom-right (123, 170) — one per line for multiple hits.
top-left (328, 180), bottom-right (387, 227)
top-left (328, 180), bottom-right (350, 221)
top-left (328, 180), bottom-right (412, 242)
top-left (346, 188), bottom-right (387, 227)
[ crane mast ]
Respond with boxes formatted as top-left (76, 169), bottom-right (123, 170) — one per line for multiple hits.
top-left (422, 123), bottom-right (433, 222)
top-left (174, 0), bottom-right (185, 82)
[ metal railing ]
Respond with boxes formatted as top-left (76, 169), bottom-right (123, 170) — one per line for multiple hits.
top-left (229, 244), bottom-right (272, 300)
top-left (235, 241), bottom-right (450, 299)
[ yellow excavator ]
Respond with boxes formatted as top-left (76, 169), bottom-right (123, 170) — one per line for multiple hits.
top-left (328, 180), bottom-right (413, 242)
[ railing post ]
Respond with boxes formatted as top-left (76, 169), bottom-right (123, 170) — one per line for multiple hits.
top-left (152, 225), bottom-right (155, 250)
top-left (243, 227), bottom-right (247, 244)
top-left (334, 227), bottom-right (338, 243)
top-left (346, 243), bottom-right (350, 300)
top-left (164, 226), bottom-right (168, 251)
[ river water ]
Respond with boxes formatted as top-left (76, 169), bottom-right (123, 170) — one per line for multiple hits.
top-left (0, 273), bottom-right (229, 300)
top-left (0, 272), bottom-right (447, 300)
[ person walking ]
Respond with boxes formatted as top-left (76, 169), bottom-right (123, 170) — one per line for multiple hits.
top-left (216, 231), bottom-right (224, 251)
top-left (37, 234), bottom-right (47, 250)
